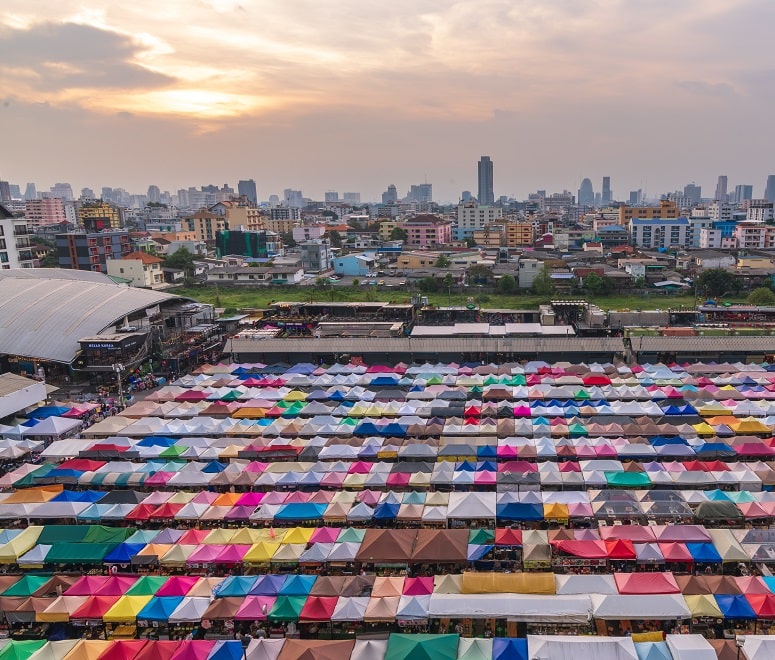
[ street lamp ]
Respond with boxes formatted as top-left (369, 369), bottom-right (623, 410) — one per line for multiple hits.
top-left (240, 634), bottom-right (252, 659)
top-left (736, 635), bottom-right (746, 660)
top-left (113, 363), bottom-right (125, 410)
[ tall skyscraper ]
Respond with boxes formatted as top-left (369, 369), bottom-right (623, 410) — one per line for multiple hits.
top-left (478, 156), bottom-right (494, 206)
top-left (683, 183), bottom-right (702, 206)
top-left (734, 184), bottom-right (753, 204)
top-left (238, 179), bottom-right (258, 205)
top-left (715, 175), bottom-right (728, 201)
top-left (50, 182), bottom-right (74, 201)
top-left (23, 183), bottom-right (37, 201)
top-left (0, 181), bottom-right (11, 204)
top-left (382, 184), bottom-right (398, 205)
top-left (342, 192), bottom-right (361, 204)
top-left (147, 185), bottom-right (161, 203)
top-left (577, 178), bottom-right (594, 207)
top-left (601, 177), bottom-right (611, 204)
top-left (765, 175), bottom-right (775, 204)
top-left (324, 191), bottom-right (339, 203)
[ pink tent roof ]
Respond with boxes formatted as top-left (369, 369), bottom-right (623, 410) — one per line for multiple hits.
top-left (155, 576), bottom-right (200, 597)
top-left (402, 577), bottom-right (434, 596)
top-left (169, 641), bottom-right (216, 660)
top-left (236, 492), bottom-right (265, 506)
top-left (214, 545), bottom-right (251, 564)
top-left (310, 527), bottom-right (340, 544)
top-left (178, 529), bottom-right (210, 545)
top-left (186, 545), bottom-right (225, 564)
top-left (659, 542), bottom-right (693, 563)
top-left (234, 595), bottom-right (275, 620)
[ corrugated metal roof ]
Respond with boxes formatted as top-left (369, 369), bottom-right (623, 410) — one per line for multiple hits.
top-left (632, 336), bottom-right (775, 352)
top-left (0, 270), bottom-right (186, 363)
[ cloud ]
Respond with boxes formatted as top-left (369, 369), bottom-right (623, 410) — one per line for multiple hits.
top-left (674, 80), bottom-right (736, 97)
top-left (0, 21), bottom-right (174, 91)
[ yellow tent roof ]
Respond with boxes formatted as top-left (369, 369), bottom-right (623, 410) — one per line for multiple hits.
top-left (217, 445), bottom-right (242, 459)
top-left (102, 595), bottom-right (153, 623)
top-left (231, 407), bottom-right (267, 419)
top-left (283, 390), bottom-right (307, 401)
top-left (731, 417), bottom-right (771, 434)
top-left (0, 526), bottom-right (44, 564)
top-left (166, 492), bottom-right (196, 505)
top-left (684, 594), bottom-right (723, 618)
top-left (281, 527), bottom-right (314, 544)
top-left (229, 528), bottom-right (267, 545)
top-left (202, 528), bottom-right (237, 544)
top-left (461, 572), bottom-right (556, 595)
top-left (62, 640), bottom-right (114, 660)
top-left (692, 422), bottom-right (717, 435)
top-left (2, 486), bottom-right (63, 504)
top-left (543, 503), bottom-right (570, 520)
top-left (243, 542), bottom-right (281, 563)
top-left (37, 596), bottom-right (89, 623)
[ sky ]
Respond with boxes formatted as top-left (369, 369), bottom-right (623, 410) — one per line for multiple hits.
top-left (2, 0), bottom-right (775, 203)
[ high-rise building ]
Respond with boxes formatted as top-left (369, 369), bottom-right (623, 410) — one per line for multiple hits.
top-left (77, 201), bottom-right (123, 232)
top-left (0, 181), bottom-right (11, 204)
top-left (24, 198), bottom-right (68, 227)
top-left (0, 204), bottom-right (34, 268)
top-left (683, 183), bottom-right (702, 206)
top-left (56, 230), bottom-right (131, 273)
top-left (406, 183), bottom-right (432, 204)
top-left (477, 156), bottom-right (494, 206)
top-left (765, 175), bottom-right (775, 204)
top-left (734, 184), bottom-right (753, 204)
top-left (147, 185), bottom-right (161, 204)
top-left (283, 189), bottom-right (304, 208)
top-left (577, 178), bottom-right (594, 207)
top-left (50, 183), bottom-right (74, 201)
top-left (342, 192), bottom-right (360, 205)
top-left (601, 177), bottom-right (611, 204)
top-left (80, 188), bottom-right (96, 200)
top-left (382, 184), bottom-right (398, 205)
top-left (23, 183), bottom-right (37, 201)
top-left (238, 179), bottom-right (258, 205)
top-left (715, 175), bottom-right (728, 201)
top-left (628, 190), bottom-right (642, 205)
top-left (324, 191), bottom-right (339, 204)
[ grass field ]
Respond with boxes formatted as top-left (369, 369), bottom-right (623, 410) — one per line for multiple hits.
top-left (174, 284), bottom-right (745, 312)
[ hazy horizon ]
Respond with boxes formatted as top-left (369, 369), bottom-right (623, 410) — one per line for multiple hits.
top-left (3, 1), bottom-right (775, 203)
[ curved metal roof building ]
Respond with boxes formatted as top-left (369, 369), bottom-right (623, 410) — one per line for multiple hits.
top-left (0, 269), bottom-right (190, 364)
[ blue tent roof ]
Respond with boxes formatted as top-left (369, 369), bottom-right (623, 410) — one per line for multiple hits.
top-left (278, 574), bottom-right (316, 596)
top-left (476, 445), bottom-right (497, 459)
top-left (216, 576), bottom-right (259, 598)
top-left (208, 640), bottom-right (245, 660)
top-left (496, 503), bottom-right (544, 521)
top-left (635, 641), bottom-right (672, 660)
top-left (273, 503), bottom-right (326, 521)
top-left (103, 543), bottom-right (147, 564)
top-left (137, 596), bottom-right (184, 622)
top-left (51, 490), bottom-right (106, 503)
top-left (492, 638), bottom-right (528, 660)
top-left (370, 376), bottom-right (399, 386)
top-left (686, 543), bottom-right (722, 563)
top-left (715, 594), bottom-right (757, 619)
top-left (28, 406), bottom-right (71, 419)
top-left (249, 575), bottom-right (285, 596)
top-left (380, 423), bottom-right (407, 436)
top-left (136, 436), bottom-right (177, 447)
top-left (467, 544), bottom-right (493, 561)
top-left (202, 460), bottom-right (228, 473)
top-left (696, 443), bottom-right (736, 457)
top-left (374, 502), bottom-right (401, 520)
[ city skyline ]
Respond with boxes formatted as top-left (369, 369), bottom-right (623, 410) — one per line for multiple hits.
top-left (2, 1), bottom-right (775, 201)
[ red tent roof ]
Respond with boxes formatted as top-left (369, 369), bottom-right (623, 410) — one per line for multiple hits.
top-left (658, 542), bottom-right (693, 563)
top-left (169, 641), bottom-right (216, 660)
top-left (70, 595), bottom-right (121, 619)
top-left (553, 540), bottom-right (607, 559)
top-left (125, 503), bottom-right (156, 521)
top-left (746, 594), bottom-right (775, 618)
top-left (494, 528), bottom-right (523, 546)
top-left (605, 539), bottom-right (636, 560)
top-left (614, 571), bottom-right (680, 594)
top-left (99, 640), bottom-right (149, 660)
top-left (134, 641), bottom-right (180, 660)
top-left (299, 596), bottom-right (338, 622)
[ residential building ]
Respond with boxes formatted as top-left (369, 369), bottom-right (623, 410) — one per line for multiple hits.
top-left (691, 251), bottom-right (735, 270)
top-left (629, 217), bottom-right (689, 249)
top-left (206, 265), bottom-right (304, 285)
top-left (402, 214), bottom-right (452, 247)
top-left (106, 251), bottom-right (165, 288)
top-left (293, 225), bottom-right (327, 242)
top-left (0, 206), bottom-right (34, 268)
top-left (471, 226), bottom-right (504, 248)
top-left (455, 203), bottom-right (503, 240)
top-left (299, 239), bottom-right (333, 273)
top-left (378, 219), bottom-right (401, 242)
top-left (687, 215), bottom-right (713, 248)
top-left (708, 202), bottom-right (734, 222)
top-left (683, 183), bottom-right (702, 206)
top-left (596, 225), bottom-right (630, 248)
top-left (215, 229), bottom-right (280, 259)
top-left (23, 198), bottom-right (67, 227)
top-left (478, 157), bottom-right (494, 205)
top-left (619, 200), bottom-right (679, 224)
top-left (333, 254), bottom-right (376, 277)
top-left (503, 222), bottom-right (535, 247)
top-left (342, 192), bottom-right (361, 205)
top-left (184, 209), bottom-right (226, 242)
top-left (746, 200), bottom-right (774, 223)
top-left (56, 230), bottom-right (131, 273)
top-left (397, 250), bottom-right (481, 270)
top-left (734, 222), bottom-right (775, 250)
top-left (517, 257), bottom-right (544, 289)
top-left (77, 201), bottom-right (123, 231)
top-left (238, 179), bottom-right (258, 205)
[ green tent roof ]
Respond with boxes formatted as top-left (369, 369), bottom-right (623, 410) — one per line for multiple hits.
top-left (0, 575), bottom-right (51, 597)
top-left (13, 464), bottom-right (56, 487)
top-left (83, 525), bottom-right (135, 544)
top-left (468, 529), bottom-right (495, 545)
top-left (604, 472), bottom-right (652, 488)
top-left (385, 634), bottom-right (460, 660)
top-left (267, 595), bottom-right (306, 622)
top-left (220, 390), bottom-right (242, 401)
top-left (0, 640), bottom-right (47, 660)
top-left (126, 576), bottom-right (169, 596)
top-left (159, 445), bottom-right (188, 458)
top-left (45, 542), bottom-right (118, 564)
top-left (336, 528), bottom-right (366, 543)
top-left (37, 525), bottom-right (90, 544)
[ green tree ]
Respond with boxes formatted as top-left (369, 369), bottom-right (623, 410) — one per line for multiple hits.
top-left (418, 277), bottom-right (439, 293)
top-left (695, 268), bottom-right (739, 298)
top-left (322, 210), bottom-right (339, 221)
top-left (466, 264), bottom-right (493, 285)
top-left (435, 254), bottom-right (451, 268)
top-left (280, 231), bottom-right (296, 248)
top-left (164, 246), bottom-right (196, 280)
top-left (465, 237), bottom-right (477, 248)
top-left (389, 227), bottom-right (408, 243)
top-left (531, 264), bottom-right (555, 297)
top-left (497, 274), bottom-right (516, 294)
top-left (583, 272), bottom-right (605, 295)
top-left (352, 278), bottom-right (360, 288)
top-left (324, 230), bottom-right (343, 248)
top-left (747, 287), bottom-right (775, 305)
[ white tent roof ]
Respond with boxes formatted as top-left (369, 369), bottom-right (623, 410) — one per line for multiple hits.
top-left (590, 594), bottom-right (691, 620)
top-left (665, 634), bottom-right (716, 660)
top-left (350, 639), bottom-right (388, 660)
top-left (528, 635), bottom-right (637, 660)
top-left (428, 594), bottom-right (591, 623)
top-left (331, 597), bottom-right (369, 622)
top-left (168, 597), bottom-right (212, 623)
top-left (742, 635), bottom-right (775, 660)
top-left (555, 574), bottom-right (618, 595)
